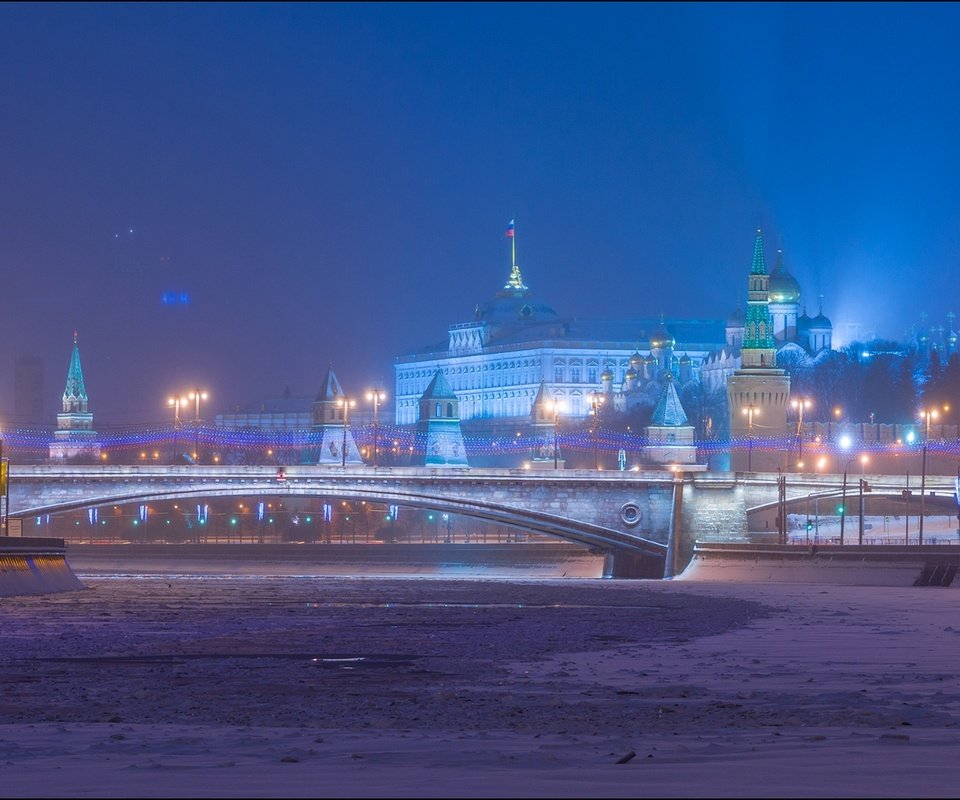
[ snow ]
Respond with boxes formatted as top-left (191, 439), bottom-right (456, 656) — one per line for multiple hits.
top-left (1, 569), bottom-right (959, 798)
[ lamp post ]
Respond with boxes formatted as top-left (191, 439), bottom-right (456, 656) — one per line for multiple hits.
top-left (742, 404), bottom-right (759, 471)
top-left (790, 397), bottom-right (812, 467)
top-left (589, 392), bottom-right (604, 470)
top-left (813, 456), bottom-right (827, 538)
top-left (188, 389), bottom-right (208, 464)
top-left (904, 470), bottom-right (911, 544)
top-left (839, 455), bottom-right (860, 546)
top-left (168, 396), bottom-right (184, 429)
top-left (546, 399), bottom-right (563, 469)
top-left (336, 396), bottom-right (356, 468)
top-left (168, 396), bottom-right (187, 463)
top-left (858, 477), bottom-right (870, 545)
top-left (918, 406), bottom-right (949, 544)
top-left (366, 389), bottom-right (387, 467)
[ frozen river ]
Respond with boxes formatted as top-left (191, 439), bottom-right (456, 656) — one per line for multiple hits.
top-left (2, 572), bottom-right (959, 797)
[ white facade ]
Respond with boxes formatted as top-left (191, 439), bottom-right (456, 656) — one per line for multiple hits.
top-left (394, 282), bottom-right (725, 426)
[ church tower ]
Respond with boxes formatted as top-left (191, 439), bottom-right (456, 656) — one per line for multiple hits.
top-left (767, 249), bottom-right (801, 344)
top-left (312, 366), bottom-right (364, 465)
top-left (726, 229), bottom-right (791, 472)
top-left (644, 373), bottom-right (697, 466)
top-left (49, 332), bottom-right (100, 462)
top-left (411, 370), bottom-right (469, 467)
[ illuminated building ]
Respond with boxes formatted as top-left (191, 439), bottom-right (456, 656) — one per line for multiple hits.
top-left (394, 259), bottom-right (725, 426)
top-left (700, 231), bottom-right (834, 397)
top-left (49, 332), bottom-right (100, 462)
top-left (725, 229), bottom-right (791, 471)
top-left (312, 367), bottom-right (364, 465)
top-left (410, 370), bottom-right (468, 467)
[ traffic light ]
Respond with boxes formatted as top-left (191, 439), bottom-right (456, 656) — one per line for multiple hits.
top-left (806, 519), bottom-right (813, 531)
top-left (837, 505), bottom-right (845, 515)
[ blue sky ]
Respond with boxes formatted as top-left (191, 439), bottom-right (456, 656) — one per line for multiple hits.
top-left (1, 2), bottom-right (958, 424)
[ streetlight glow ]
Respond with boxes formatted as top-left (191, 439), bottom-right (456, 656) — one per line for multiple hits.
top-left (336, 396), bottom-right (357, 467)
top-left (366, 388), bottom-right (387, 467)
top-left (187, 389), bottom-right (208, 464)
top-left (790, 396), bottom-right (812, 467)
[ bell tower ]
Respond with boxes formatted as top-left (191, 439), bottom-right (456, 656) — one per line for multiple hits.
top-left (726, 229), bottom-right (791, 471)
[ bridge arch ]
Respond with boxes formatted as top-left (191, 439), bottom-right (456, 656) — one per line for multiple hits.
top-left (12, 472), bottom-right (670, 560)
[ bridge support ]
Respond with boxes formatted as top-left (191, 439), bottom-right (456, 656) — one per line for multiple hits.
top-left (602, 551), bottom-right (665, 579)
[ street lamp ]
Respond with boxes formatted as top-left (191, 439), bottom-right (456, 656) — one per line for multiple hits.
top-left (838, 453), bottom-right (865, 546)
top-left (790, 397), bottom-right (812, 466)
top-left (918, 405), bottom-right (949, 544)
top-left (742, 404), bottom-right (759, 471)
top-left (814, 456), bottom-right (827, 537)
top-left (336, 396), bottom-right (356, 468)
top-left (546, 399), bottom-right (564, 469)
top-left (366, 389), bottom-right (387, 467)
top-left (589, 392), bottom-right (604, 470)
top-left (188, 389), bottom-right (208, 464)
top-left (168, 396), bottom-right (185, 429)
top-left (168, 395), bottom-right (188, 463)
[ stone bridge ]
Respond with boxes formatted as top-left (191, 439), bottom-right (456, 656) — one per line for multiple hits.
top-left (7, 465), bottom-right (712, 577)
top-left (9, 465), bottom-right (952, 577)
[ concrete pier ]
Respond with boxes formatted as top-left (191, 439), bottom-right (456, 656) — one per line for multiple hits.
top-left (0, 537), bottom-right (85, 597)
top-left (679, 542), bottom-right (960, 586)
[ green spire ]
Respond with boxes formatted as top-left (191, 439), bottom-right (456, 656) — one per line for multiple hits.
top-left (63, 331), bottom-right (88, 405)
top-left (750, 228), bottom-right (766, 275)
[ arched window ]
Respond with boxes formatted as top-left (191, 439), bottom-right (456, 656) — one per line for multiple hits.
top-left (435, 402), bottom-right (442, 417)
top-left (446, 402), bottom-right (454, 417)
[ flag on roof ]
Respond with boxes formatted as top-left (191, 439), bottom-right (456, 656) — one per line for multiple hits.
top-left (504, 219), bottom-right (515, 238)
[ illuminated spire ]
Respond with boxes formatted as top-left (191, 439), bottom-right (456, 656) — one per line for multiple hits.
top-left (750, 228), bottom-right (766, 275)
top-left (502, 217), bottom-right (527, 292)
top-left (741, 228), bottom-right (777, 367)
top-left (63, 332), bottom-right (88, 411)
top-left (504, 263), bottom-right (527, 292)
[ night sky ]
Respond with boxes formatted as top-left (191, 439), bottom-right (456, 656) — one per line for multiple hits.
top-left (2, 2), bottom-right (959, 427)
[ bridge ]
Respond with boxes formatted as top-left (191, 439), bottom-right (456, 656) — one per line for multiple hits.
top-left (7, 464), bottom-right (701, 577)
top-left (7, 465), bottom-right (958, 578)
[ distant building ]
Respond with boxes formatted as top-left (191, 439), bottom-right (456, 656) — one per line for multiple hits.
top-left (908, 311), bottom-right (959, 363)
top-left (49, 333), bottom-right (100, 462)
top-left (215, 385), bottom-right (313, 432)
top-left (14, 355), bottom-right (44, 427)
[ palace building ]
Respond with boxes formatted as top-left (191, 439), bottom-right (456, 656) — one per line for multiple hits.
top-left (393, 257), bottom-right (726, 427)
